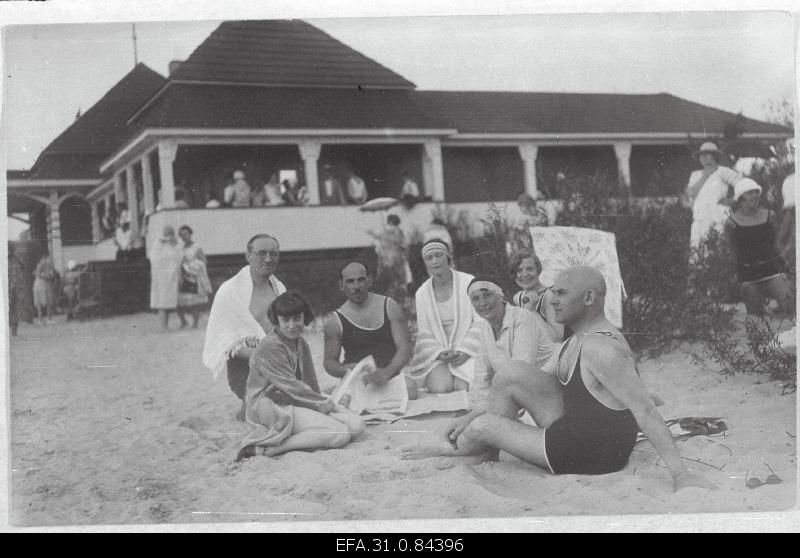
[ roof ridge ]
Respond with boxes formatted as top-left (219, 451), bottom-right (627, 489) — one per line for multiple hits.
top-left (167, 19), bottom-right (415, 89)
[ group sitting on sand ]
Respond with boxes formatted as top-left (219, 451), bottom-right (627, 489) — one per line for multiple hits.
top-left (202, 234), bottom-right (714, 492)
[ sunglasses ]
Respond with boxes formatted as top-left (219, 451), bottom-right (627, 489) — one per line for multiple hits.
top-left (745, 464), bottom-right (783, 489)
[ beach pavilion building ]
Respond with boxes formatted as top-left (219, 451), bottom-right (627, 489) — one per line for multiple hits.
top-left (7, 19), bottom-right (792, 276)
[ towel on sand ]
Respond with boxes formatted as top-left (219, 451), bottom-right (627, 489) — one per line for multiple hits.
top-left (333, 356), bottom-right (471, 423)
top-left (202, 266), bottom-right (286, 380)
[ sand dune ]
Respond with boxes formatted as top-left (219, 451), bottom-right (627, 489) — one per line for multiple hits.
top-left (6, 311), bottom-right (796, 527)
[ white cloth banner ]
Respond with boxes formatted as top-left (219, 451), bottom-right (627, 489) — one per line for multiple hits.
top-left (529, 226), bottom-right (626, 328)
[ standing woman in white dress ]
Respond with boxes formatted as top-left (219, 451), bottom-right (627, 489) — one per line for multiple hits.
top-left (685, 142), bottom-right (742, 251)
top-left (149, 225), bottom-right (183, 331)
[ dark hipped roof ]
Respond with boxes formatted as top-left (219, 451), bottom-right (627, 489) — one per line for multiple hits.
top-left (413, 91), bottom-right (792, 135)
top-left (131, 86), bottom-right (791, 137)
top-left (22, 63), bottom-right (166, 180)
top-left (168, 20), bottom-right (415, 89)
top-left (132, 84), bottom-right (451, 130)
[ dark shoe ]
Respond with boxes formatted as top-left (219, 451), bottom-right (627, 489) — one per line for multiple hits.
top-left (235, 445), bottom-right (256, 462)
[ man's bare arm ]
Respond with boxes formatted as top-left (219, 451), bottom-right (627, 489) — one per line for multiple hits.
top-left (322, 315), bottom-right (349, 378)
top-left (371, 298), bottom-right (413, 382)
top-left (581, 338), bottom-right (689, 483)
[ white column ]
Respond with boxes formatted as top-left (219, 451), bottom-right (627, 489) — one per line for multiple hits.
top-left (125, 165), bottom-right (139, 236)
top-left (298, 140), bottom-right (322, 205)
top-left (90, 200), bottom-right (101, 242)
top-left (614, 142), bottom-right (633, 189)
top-left (518, 143), bottom-right (540, 199)
top-left (49, 191), bottom-right (63, 271)
top-left (423, 140), bottom-right (445, 202)
top-left (113, 173), bottom-right (124, 205)
top-left (158, 140), bottom-right (178, 208)
top-left (142, 152), bottom-right (155, 216)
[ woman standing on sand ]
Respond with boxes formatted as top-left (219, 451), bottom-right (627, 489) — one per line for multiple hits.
top-left (236, 292), bottom-right (365, 461)
top-left (32, 253), bottom-right (57, 325)
top-left (685, 142), bottom-right (742, 251)
top-left (405, 239), bottom-right (482, 395)
top-left (176, 225), bottom-right (212, 329)
top-left (149, 225), bottom-right (183, 331)
top-left (726, 179), bottom-right (793, 316)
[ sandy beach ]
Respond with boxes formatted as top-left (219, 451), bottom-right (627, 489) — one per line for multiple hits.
top-left (5, 310), bottom-right (796, 527)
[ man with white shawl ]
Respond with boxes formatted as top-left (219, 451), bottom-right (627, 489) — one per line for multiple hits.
top-left (405, 239), bottom-right (482, 394)
top-left (202, 234), bottom-right (286, 419)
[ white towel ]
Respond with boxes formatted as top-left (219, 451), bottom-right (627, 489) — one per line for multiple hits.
top-left (406, 270), bottom-right (482, 385)
top-left (202, 266), bottom-right (286, 380)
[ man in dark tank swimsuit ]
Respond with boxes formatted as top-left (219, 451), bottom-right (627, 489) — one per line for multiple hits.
top-left (323, 261), bottom-right (417, 398)
top-left (401, 265), bottom-right (715, 492)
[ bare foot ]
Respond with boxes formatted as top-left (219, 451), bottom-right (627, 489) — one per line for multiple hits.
top-left (400, 443), bottom-right (455, 460)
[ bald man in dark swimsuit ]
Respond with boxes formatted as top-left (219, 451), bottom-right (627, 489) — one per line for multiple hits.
top-left (402, 266), bottom-right (714, 492)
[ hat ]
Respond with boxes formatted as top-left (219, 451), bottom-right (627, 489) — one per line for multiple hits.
top-left (67, 260), bottom-right (77, 271)
top-left (733, 178), bottom-right (762, 201)
top-left (694, 141), bottom-right (725, 161)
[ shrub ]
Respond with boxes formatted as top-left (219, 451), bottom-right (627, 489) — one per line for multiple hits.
top-left (697, 308), bottom-right (796, 394)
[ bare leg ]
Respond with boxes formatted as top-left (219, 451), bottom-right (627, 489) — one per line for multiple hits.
top-left (425, 364), bottom-right (454, 394)
top-left (329, 411), bottom-right (366, 439)
top-left (488, 361), bottom-right (564, 427)
top-left (401, 362), bottom-right (564, 463)
top-left (176, 309), bottom-right (188, 328)
top-left (404, 376), bottom-right (419, 400)
top-left (741, 283), bottom-right (764, 316)
top-left (460, 414), bottom-right (551, 471)
top-left (453, 377), bottom-right (469, 391)
top-left (260, 407), bottom-right (352, 457)
top-left (158, 309), bottom-right (169, 331)
top-left (763, 275), bottom-right (794, 315)
top-left (191, 311), bottom-right (200, 328)
top-left (399, 411), bottom-right (495, 462)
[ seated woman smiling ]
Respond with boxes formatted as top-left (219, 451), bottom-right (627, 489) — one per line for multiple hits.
top-left (405, 240), bottom-right (482, 395)
top-left (236, 291), bottom-right (365, 461)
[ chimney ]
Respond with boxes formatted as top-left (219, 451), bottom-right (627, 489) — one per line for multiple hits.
top-left (168, 60), bottom-right (184, 76)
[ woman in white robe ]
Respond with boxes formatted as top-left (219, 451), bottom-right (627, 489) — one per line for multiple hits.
top-left (685, 142), bottom-right (742, 251)
top-left (405, 240), bottom-right (482, 394)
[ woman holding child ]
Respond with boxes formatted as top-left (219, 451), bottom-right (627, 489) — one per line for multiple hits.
top-left (236, 291), bottom-right (365, 461)
top-left (405, 239), bottom-right (482, 395)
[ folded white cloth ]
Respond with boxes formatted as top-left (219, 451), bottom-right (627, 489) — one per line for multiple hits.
top-left (202, 266), bottom-right (286, 380)
top-left (333, 356), bottom-right (409, 416)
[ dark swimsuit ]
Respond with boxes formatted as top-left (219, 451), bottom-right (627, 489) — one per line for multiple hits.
top-left (731, 210), bottom-right (788, 283)
top-left (336, 297), bottom-right (397, 368)
top-left (544, 332), bottom-right (639, 475)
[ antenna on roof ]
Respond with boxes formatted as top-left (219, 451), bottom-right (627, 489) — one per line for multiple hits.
top-left (132, 23), bottom-right (139, 67)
